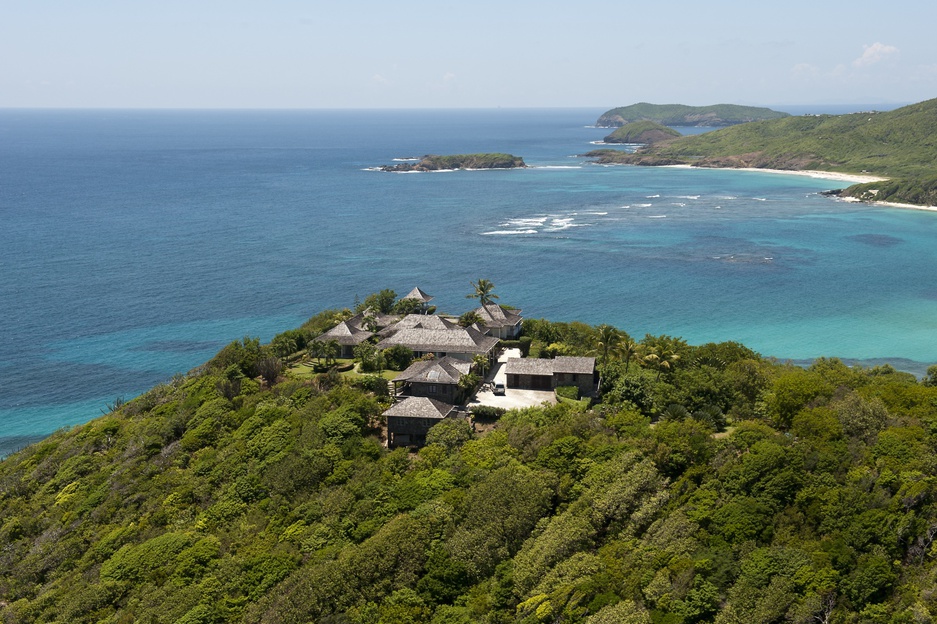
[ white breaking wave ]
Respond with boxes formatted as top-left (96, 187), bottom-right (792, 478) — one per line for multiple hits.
top-left (647, 194), bottom-right (661, 198)
top-left (535, 165), bottom-right (583, 169)
top-left (481, 229), bottom-right (538, 236)
top-left (675, 195), bottom-right (701, 200)
top-left (672, 202), bottom-right (687, 207)
top-left (504, 217), bottom-right (549, 228)
top-left (647, 215), bottom-right (667, 219)
top-left (635, 203), bottom-right (653, 208)
top-left (392, 157), bottom-right (420, 162)
top-left (753, 197), bottom-right (768, 201)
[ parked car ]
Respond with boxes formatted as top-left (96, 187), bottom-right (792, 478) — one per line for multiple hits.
top-left (493, 382), bottom-right (505, 395)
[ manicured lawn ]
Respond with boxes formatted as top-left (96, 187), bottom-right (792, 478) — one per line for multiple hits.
top-left (288, 358), bottom-right (354, 378)
top-left (288, 359), bottom-right (401, 381)
top-left (341, 368), bottom-right (400, 381)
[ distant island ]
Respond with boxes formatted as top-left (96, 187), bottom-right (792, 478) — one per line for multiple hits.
top-left (380, 153), bottom-right (526, 172)
top-left (596, 103), bottom-right (790, 127)
top-left (586, 98), bottom-right (937, 208)
top-left (602, 120), bottom-right (681, 144)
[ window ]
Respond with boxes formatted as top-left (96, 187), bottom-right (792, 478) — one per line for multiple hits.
top-left (428, 385), bottom-right (437, 394)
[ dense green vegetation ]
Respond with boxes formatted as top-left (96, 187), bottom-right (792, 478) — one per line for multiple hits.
top-left (603, 121), bottom-right (681, 145)
top-left (596, 103), bottom-right (789, 128)
top-left (381, 154), bottom-right (526, 172)
top-left (2, 307), bottom-right (937, 623)
top-left (588, 98), bottom-right (937, 207)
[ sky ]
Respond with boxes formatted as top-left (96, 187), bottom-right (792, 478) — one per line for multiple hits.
top-left (2, 0), bottom-right (935, 109)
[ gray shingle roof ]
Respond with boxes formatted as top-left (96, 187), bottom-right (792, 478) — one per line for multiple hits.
top-left (383, 396), bottom-right (455, 419)
top-left (505, 357), bottom-right (556, 376)
top-left (378, 313), bottom-right (457, 337)
top-left (402, 286), bottom-right (434, 303)
top-left (377, 324), bottom-right (498, 354)
top-left (393, 357), bottom-right (472, 385)
top-left (475, 303), bottom-right (523, 329)
top-left (505, 356), bottom-right (596, 376)
top-left (317, 321), bottom-right (373, 346)
top-left (553, 356), bottom-right (596, 375)
top-left (348, 311), bottom-right (401, 331)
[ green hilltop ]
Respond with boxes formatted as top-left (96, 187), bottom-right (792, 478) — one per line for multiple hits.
top-left (2, 289), bottom-right (937, 623)
top-left (596, 103), bottom-right (790, 127)
top-left (588, 98), bottom-right (937, 206)
top-left (603, 121), bottom-right (681, 144)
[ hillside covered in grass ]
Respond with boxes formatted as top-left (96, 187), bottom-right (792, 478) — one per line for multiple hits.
top-left (596, 103), bottom-right (790, 128)
top-left (2, 300), bottom-right (937, 623)
top-left (588, 98), bottom-right (937, 206)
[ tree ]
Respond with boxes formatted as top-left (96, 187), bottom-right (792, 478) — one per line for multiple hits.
top-left (382, 345), bottom-right (414, 371)
top-left (393, 297), bottom-right (423, 315)
top-left (459, 311), bottom-right (484, 328)
top-left (466, 279), bottom-right (498, 306)
top-left (594, 324), bottom-right (622, 365)
top-left (308, 339), bottom-right (325, 364)
top-left (354, 342), bottom-right (384, 373)
top-left (256, 357), bottom-right (283, 387)
top-left (270, 334), bottom-right (298, 359)
top-left (324, 340), bottom-right (340, 366)
top-left (472, 354), bottom-right (491, 378)
top-left (923, 364), bottom-right (937, 387)
top-left (426, 419), bottom-right (474, 451)
top-left (358, 289), bottom-right (397, 314)
top-left (619, 334), bottom-right (640, 372)
top-left (643, 349), bottom-right (680, 381)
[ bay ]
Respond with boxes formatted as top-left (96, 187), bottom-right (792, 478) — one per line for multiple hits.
top-left (1, 108), bottom-right (936, 451)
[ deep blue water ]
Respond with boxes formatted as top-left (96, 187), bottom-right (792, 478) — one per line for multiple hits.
top-left (2, 108), bottom-right (936, 455)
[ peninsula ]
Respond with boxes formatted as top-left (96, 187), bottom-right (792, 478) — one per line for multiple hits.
top-left (596, 102), bottom-right (790, 127)
top-left (380, 153), bottom-right (526, 172)
top-left (586, 98), bottom-right (937, 207)
top-left (2, 285), bottom-right (937, 623)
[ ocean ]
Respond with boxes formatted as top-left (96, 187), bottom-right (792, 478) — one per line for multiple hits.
top-left (2, 107), bottom-right (935, 456)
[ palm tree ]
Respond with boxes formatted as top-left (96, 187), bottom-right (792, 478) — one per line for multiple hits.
top-left (308, 339), bottom-right (324, 364)
top-left (642, 348), bottom-right (680, 381)
top-left (472, 353), bottom-right (491, 379)
top-left (595, 324), bottom-right (622, 365)
top-left (619, 335), bottom-right (639, 372)
top-left (324, 340), bottom-right (340, 367)
top-left (466, 278), bottom-right (499, 306)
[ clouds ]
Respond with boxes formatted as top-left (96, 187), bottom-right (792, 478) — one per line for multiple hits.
top-left (853, 42), bottom-right (900, 68)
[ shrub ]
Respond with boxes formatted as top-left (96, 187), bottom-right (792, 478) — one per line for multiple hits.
top-left (470, 405), bottom-right (506, 421)
top-left (353, 375), bottom-right (390, 397)
top-left (555, 385), bottom-right (579, 401)
top-left (382, 345), bottom-right (414, 371)
top-left (519, 336), bottom-right (532, 356)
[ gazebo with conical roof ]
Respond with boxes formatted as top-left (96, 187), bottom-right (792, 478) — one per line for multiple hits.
top-left (401, 286), bottom-right (434, 314)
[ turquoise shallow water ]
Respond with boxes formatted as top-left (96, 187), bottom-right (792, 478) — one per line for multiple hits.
top-left (1, 108), bottom-right (935, 453)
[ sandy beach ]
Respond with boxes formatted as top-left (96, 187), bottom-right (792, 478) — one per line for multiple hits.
top-left (662, 164), bottom-right (937, 211)
top-left (662, 163), bottom-right (888, 184)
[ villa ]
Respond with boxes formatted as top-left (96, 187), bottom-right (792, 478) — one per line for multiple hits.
top-left (391, 356), bottom-right (472, 404)
top-left (473, 303), bottom-right (523, 339)
top-left (384, 396), bottom-right (461, 448)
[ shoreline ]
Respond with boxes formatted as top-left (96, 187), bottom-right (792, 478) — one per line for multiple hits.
top-left (662, 164), bottom-right (937, 211)
top-left (660, 163), bottom-right (888, 184)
